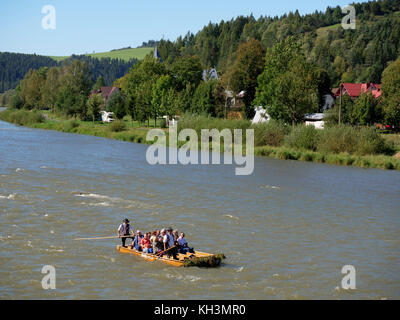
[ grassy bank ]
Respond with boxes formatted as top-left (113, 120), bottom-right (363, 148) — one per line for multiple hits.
top-left (254, 145), bottom-right (400, 170)
top-left (1, 109), bottom-right (400, 171)
top-left (0, 109), bottom-right (152, 145)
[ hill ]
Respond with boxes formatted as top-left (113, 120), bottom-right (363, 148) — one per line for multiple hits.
top-left (50, 47), bottom-right (154, 62)
top-left (157, 0), bottom-right (400, 86)
top-left (0, 52), bottom-right (139, 93)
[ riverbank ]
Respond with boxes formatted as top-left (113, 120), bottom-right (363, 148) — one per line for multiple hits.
top-left (1, 108), bottom-right (400, 171)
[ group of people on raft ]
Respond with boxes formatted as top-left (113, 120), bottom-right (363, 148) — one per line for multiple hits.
top-left (117, 219), bottom-right (194, 260)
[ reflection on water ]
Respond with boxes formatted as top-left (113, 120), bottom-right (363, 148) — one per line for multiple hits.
top-left (0, 119), bottom-right (399, 299)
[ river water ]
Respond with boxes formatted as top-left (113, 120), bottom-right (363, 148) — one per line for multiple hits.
top-left (0, 118), bottom-right (399, 300)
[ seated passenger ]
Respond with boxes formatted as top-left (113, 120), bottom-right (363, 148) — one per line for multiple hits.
top-left (150, 231), bottom-right (162, 254)
top-left (177, 232), bottom-right (194, 254)
top-left (132, 230), bottom-right (144, 251)
top-left (141, 232), bottom-right (153, 254)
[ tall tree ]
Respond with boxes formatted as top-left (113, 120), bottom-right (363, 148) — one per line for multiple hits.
top-left (107, 90), bottom-right (127, 120)
top-left (86, 94), bottom-right (104, 122)
top-left (229, 38), bottom-right (265, 119)
top-left (170, 55), bottom-right (203, 90)
top-left (382, 57), bottom-right (400, 127)
top-left (255, 37), bottom-right (319, 126)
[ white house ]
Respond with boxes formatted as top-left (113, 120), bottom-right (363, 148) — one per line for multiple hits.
top-left (304, 113), bottom-right (325, 129)
top-left (252, 106), bottom-right (271, 125)
top-left (100, 111), bottom-right (115, 123)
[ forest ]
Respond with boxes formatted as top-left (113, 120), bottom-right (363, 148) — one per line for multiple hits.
top-left (0, 52), bottom-right (137, 93)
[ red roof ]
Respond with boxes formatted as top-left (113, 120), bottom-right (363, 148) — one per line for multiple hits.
top-left (334, 83), bottom-right (382, 99)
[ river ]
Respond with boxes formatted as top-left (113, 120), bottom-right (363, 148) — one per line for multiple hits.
top-left (0, 118), bottom-right (399, 300)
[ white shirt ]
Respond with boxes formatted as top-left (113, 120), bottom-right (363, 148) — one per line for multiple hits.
top-left (178, 237), bottom-right (187, 247)
top-left (163, 234), bottom-right (175, 247)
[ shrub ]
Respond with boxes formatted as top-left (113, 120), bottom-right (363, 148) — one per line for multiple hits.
top-left (109, 120), bottom-right (126, 132)
top-left (177, 114), bottom-right (251, 137)
top-left (253, 120), bottom-right (289, 147)
top-left (64, 120), bottom-right (79, 131)
top-left (0, 109), bottom-right (44, 126)
top-left (317, 125), bottom-right (358, 154)
top-left (160, 118), bottom-right (167, 129)
top-left (284, 125), bottom-right (320, 151)
top-left (356, 127), bottom-right (386, 155)
top-left (318, 125), bottom-right (388, 156)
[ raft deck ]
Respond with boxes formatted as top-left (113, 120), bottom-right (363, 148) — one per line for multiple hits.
top-left (117, 245), bottom-right (225, 267)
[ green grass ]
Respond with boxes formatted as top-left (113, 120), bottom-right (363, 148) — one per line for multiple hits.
top-left (2, 109), bottom-right (400, 171)
top-left (254, 145), bottom-right (400, 171)
top-left (49, 47), bottom-right (154, 62)
top-left (316, 23), bottom-right (342, 37)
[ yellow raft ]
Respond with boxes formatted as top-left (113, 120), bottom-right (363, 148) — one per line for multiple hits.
top-left (117, 245), bottom-right (225, 268)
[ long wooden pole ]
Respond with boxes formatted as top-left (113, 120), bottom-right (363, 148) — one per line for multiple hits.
top-left (74, 235), bottom-right (133, 241)
top-left (155, 245), bottom-right (176, 257)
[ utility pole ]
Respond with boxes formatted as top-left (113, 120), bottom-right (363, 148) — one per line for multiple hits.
top-left (339, 84), bottom-right (342, 125)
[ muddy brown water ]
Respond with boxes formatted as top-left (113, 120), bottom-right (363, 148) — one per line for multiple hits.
top-left (0, 118), bottom-right (399, 299)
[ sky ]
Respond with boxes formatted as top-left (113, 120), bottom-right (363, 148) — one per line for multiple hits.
top-left (0, 0), bottom-right (361, 56)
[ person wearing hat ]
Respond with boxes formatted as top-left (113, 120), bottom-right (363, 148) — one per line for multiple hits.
top-left (117, 219), bottom-right (134, 248)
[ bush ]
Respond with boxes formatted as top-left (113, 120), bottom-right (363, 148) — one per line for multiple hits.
top-left (63, 120), bottom-right (80, 131)
top-left (318, 125), bottom-right (388, 155)
top-left (178, 114), bottom-right (251, 137)
top-left (0, 109), bottom-right (44, 126)
top-left (160, 118), bottom-right (167, 129)
top-left (317, 125), bottom-right (358, 154)
top-left (252, 120), bottom-right (289, 147)
top-left (356, 127), bottom-right (386, 155)
top-left (284, 125), bottom-right (320, 151)
top-left (109, 120), bottom-right (126, 132)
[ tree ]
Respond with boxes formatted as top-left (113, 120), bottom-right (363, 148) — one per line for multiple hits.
top-left (352, 93), bottom-right (381, 125)
top-left (170, 55), bottom-right (203, 90)
top-left (382, 57), bottom-right (400, 128)
top-left (191, 80), bottom-right (219, 116)
top-left (255, 37), bottom-right (319, 126)
top-left (86, 94), bottom-right (104, 122)
top-left (41, 67), bottom-right (61, 111)
top-left (152, 75), bottom-right (173, 125)
top-left (107, 90), bottom-right (126, 120)
top-left (93, 76), bottom-right (105, 91)
top-left (19, 68), bottom-right (47, 109)
top-left (54, 61), bottom-right (92, 119)
top-left (229, 38), bottom-right (265, 119)
top-left (125, 56), bottom-right (166, 125)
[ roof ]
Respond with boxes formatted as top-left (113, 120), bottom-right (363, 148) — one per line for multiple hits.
top-left (91, 86), bottom-right (120, 102)
top-left (304, 113), bottom-right (325, 121)
top-left (203, 68), bottom-right (218, 81)
top-left (334, 83), bottom-right (382, 99)
top-left (154, 46), bottom-right (163, 62)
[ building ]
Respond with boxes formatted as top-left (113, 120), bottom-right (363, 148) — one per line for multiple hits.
top-left (91, 86), bottom-right (120, 105)
top-left (333, 83), bottom-right (382, 99)
top-left (202, 68), bottom-right (219, 82)
top-left (154, 46), bottom-right (163, 62)
top-left (304, 113), bottom-right (325, 129)
top-left (252, 107), bottom-right (271, 125)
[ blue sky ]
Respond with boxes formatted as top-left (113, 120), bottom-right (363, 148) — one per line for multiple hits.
top-left (0, 0), bottom-right (360, 56)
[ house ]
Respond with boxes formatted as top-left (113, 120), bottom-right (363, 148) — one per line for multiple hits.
top-left (100, 111), bottom-right (115, 123)
top-left (252, 107), bottom-right (271, 125)
top-left (202, 68), bottom-right (219, 82)
top-left (333, 83), bottom-right (382, 99)
top-left (91, 86), bottom-right (120, 105)
top-left (304, 113), bottom-right (325, 129)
